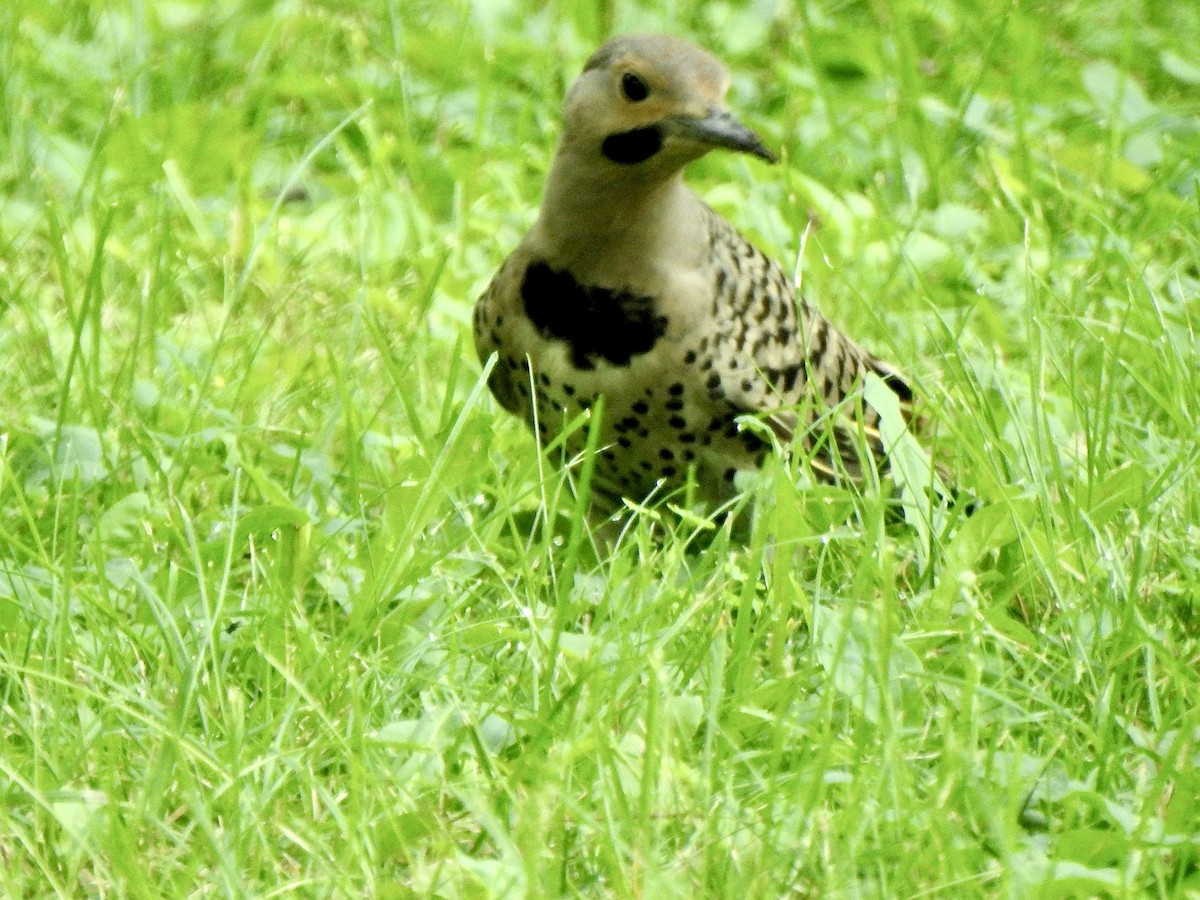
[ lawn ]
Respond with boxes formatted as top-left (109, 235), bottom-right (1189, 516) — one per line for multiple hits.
top-left (2, 0), bottom-right (1198, 896)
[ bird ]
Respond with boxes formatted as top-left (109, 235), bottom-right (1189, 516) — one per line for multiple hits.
top-left (473, 33), bottom-right (929, 530)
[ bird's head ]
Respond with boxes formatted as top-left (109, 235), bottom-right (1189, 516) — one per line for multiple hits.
top-left (559, 34), bottom-right (777, 176)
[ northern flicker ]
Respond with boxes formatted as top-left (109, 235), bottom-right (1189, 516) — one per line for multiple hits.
top-left (474, 33), bottom-right (926, 524)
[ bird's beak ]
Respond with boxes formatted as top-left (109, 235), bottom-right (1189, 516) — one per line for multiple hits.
top-left (665, 108), bottom-right (777, 163)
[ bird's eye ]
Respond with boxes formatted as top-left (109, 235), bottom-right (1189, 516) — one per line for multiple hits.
top-left (621, 72), bottom-right (650, 102)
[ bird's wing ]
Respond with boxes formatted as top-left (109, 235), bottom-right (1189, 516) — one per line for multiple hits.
top-left (699, 206), bottom-right (917, 480)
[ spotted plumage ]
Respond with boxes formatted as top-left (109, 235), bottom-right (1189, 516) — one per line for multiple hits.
top-left (474, 33), bottom-right (925, 520)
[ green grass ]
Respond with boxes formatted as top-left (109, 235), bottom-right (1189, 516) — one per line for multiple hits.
top-left (2, 0), bottom-right (1199, 895)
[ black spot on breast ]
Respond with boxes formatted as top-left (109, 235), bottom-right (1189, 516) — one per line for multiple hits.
top-left (487, 366), bottom-right (514, 410)
top-left (522, 262), bottom-right (668, 369)
top-left (615, 416), bottom-right (639, 433)
top-left (741, 430), bottom-right (767, 454)
top-left (601, 126), bottom-right (664, 164)
top-left (632, 400), bottom-right (650, 415)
